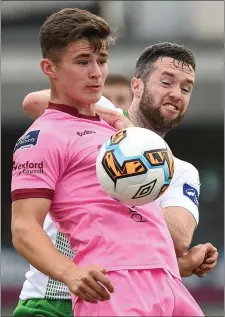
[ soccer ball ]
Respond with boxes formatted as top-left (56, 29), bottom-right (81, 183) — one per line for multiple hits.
top-left (96, 127), bottom-right (174, 206)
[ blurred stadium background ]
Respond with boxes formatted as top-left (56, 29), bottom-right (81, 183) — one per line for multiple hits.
top-left (2, 1), bottom-right (224, 316)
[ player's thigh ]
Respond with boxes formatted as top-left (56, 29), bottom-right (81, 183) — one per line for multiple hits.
top-left (73, 269), bottom-right (174, 316)
top-left (168, 277), bottom-right (204, 316)
top-left (13, 298), bottom-right (72, 317)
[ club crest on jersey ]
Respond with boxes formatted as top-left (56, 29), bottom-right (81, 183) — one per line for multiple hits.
top-left (14, 130), bottom-right (40, 153)
top-left (183, 183), bottom-right (199, 207)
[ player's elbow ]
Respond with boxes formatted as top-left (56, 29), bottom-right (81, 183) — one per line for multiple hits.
top-left (22, 93), bottom-right (41, 119)
top-left (175, 237), bottom-right (192, 257)
top-left (12, 221), bottom-right (28, 252)
top-left (23, 93), bottom-right (36, 118)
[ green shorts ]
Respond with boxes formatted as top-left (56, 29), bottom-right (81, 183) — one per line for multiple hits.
top-left (13, 298), bottom-right (73, 317)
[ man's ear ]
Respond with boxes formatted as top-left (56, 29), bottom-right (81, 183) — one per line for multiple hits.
top-left (131, 77), bottom-right (144, 98)
top-left (40, 58), bottom-right (57, 79)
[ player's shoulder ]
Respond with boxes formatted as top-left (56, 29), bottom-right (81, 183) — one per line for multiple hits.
top-left (174, 156), bottom-right (199, 175)
top-left (14, 120), bottom-right (68, 154)
top-left (172, 156), bottom-right (200, 186)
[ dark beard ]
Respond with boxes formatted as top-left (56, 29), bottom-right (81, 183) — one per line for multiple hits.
top-left (137, 87), bottom-right (185, 136)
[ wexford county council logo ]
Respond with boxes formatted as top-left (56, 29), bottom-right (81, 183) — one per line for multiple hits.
top-left (12, 161), bottom-right (44, 176)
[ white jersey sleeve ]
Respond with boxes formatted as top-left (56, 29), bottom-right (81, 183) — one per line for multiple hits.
top-left (98, 96), bottom-right (116, 110)
top-left (156, 157), bottom-right (200, 224)
top-left (97, 96), bottom-right (123, 114)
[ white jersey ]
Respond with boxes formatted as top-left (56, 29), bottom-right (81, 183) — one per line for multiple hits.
top-left (19, 101), bottom-right (200, 300)
top-left (157, 156), bottom-right (200, 224)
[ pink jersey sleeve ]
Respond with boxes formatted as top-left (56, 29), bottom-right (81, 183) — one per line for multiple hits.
top-left (11, 128), bottom-right (69, 201)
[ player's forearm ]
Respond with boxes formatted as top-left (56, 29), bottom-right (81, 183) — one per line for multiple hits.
top-left (12, 221), bottom-right (75, 283)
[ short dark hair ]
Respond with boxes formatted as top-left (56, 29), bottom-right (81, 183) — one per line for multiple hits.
top-left (105, 74), bottom-right (131, 87)
top-left (134, 42), bottom-right (196, 82)
top-left (40, 8), bottom-right (116, 63)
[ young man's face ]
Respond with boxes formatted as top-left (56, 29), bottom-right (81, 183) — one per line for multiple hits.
top-left (103, 83), bottom-right (132, 110)
top-left (135, 57), bottom-right (195, 134)
top-left (51, 40), bottom-right (108, 105)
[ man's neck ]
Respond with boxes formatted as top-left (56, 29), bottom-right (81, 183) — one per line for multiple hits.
top-left (50, 92), bottom-right (96, 116)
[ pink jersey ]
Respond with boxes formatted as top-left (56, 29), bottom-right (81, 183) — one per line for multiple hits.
top-left (11, 103), bottom-right (180, 279)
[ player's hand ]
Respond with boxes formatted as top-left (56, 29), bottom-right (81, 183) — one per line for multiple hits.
top-left (63, 264), bottom-right (114, 303)
top-left (178, 243), bottom-right (218, 278)
top-left (94, 105), bottom-right (134, 130)
top-left (193, 243), bottom-right (218, 278)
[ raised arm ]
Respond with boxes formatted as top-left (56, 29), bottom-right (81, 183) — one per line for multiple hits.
top-left (22, 90), bottom-right (122, 120)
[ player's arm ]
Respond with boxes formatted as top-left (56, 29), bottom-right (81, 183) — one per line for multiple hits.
top-left (23, 91), bottom-right (124, 121)
top-left (95, 104), bottom-right (134, 129)
top-left (12, 197), bottom-right (113, 302)
top-left (161, 206), bottom-right (196, 257)
top-left (159, 167), bottom-right (200, 257)
top-left (11, 130), bottom-right (78, 294)
top-left (157, 166), bottom-right (218, 277)
top-left (23, 89), bottom-right (50, 119)
top-left (12, 197), bottom-right (76, 283)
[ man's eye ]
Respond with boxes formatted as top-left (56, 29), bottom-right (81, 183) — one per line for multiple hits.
top-left (162, 81), bottom-right (170, 86)
top-left (98, 60), bottom-right (107, 65)
top-left (182, 88), bottom-right (190, 93)
top-left (78, 61), bottom-right (88, 65)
